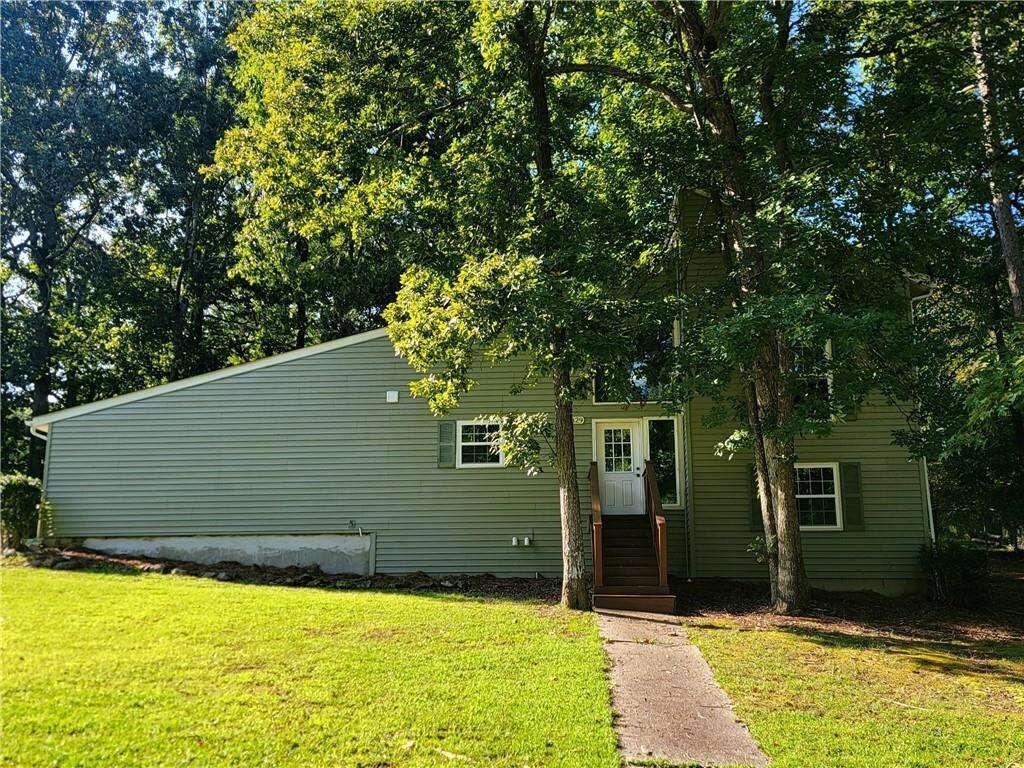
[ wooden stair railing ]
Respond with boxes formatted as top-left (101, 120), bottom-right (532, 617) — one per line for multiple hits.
top-left (588, 461), bottom-right (603, 589)
top-left (642, 460), bottom-right (669, 590)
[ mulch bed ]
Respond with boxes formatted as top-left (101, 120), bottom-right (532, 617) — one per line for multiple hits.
top-left (675, 556), bottom-right (1024, 644)
top-left (6, 546), bottom-right (563, 603)
top-left (8, 547), bottom-right (1023, 641)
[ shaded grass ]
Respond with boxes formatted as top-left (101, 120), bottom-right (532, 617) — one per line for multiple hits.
top-left (1, 566), bottom-right (618, 767)
top-left (685, 615), bottom-right (1024, 768)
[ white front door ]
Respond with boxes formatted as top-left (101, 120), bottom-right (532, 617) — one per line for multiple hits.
top-left (596, 420), bottom-right (644, 515)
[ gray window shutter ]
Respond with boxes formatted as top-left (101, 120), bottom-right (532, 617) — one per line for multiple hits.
top-left (438, 421), bottom-right (457, 468)
top-left (749, 464), bottom-right (763, 532)
top-left (840, 462), bottom-right (864, 531)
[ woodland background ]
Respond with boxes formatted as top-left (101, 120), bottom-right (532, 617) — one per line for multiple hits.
top-left (2, 1), bottom-right (1022, 546)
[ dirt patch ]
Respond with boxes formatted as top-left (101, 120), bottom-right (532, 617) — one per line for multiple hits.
top-left (5, 547), bottom-right (562, 603)
top-left (676, 554), bottom-right (1024, 644)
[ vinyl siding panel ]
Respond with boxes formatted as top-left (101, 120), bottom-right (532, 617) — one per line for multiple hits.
top-left (42, 329), bottom-right (924, 587)
top-left (43, 336), bottom-right (690, 577)
top-left (688, 396), bottom-right (930, 591)
top-left (44, 337), bottom-right (574, 577)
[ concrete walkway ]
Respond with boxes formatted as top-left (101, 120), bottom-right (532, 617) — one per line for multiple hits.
top-left (597, 610), bottom-right (769, 767)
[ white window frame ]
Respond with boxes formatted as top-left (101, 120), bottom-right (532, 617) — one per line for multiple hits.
top-left (642, 416), bottom-right (683, 509)
top-left (455, 420), bottom-right (505, 469)
top-left (794, 461), bottom-right (843, 531)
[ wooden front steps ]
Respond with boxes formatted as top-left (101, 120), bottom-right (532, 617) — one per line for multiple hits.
top-left (593, 515), bottom-right (676, 614)
top-left (593, 593), bottom-right (677, 613)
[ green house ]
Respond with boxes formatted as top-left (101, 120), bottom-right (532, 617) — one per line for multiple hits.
top-left (28, 322), bottom-right (934, 605)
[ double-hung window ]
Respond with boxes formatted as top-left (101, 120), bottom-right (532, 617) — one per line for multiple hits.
top-left (456, 421), bottom-right (504, 468)
top-left (794, 462), bottom-right (843, 530)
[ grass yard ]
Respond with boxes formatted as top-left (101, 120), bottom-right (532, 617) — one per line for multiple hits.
top-left (682, 574), bottom-right (1024, 768)
top-left (0, 566), bottom-right (618, 768)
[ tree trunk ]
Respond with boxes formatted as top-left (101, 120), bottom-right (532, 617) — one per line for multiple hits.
top-left (972, 23), bottom-right (1023, 319)
top-left (513, 3), bottom-right (588, 609)
top-left (553, 364), bottom-right (589, 609)
top-left (754, 334), bottom-right (808, 612)
top-left (27, 210), bottom-right (58, 478)
top-left (745, 381), bottom-right (780, 602)
top-left (674, 5), bottom-right (807, 612)
top-left (294, 236), bottom-right (309, 349)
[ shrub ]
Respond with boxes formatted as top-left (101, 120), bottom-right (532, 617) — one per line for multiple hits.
top-left (1, 473), bottom-right (43, 549)
top-left (920, 538), bottom-right (990, 608)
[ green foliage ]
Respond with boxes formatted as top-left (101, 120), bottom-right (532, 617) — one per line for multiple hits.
top-left (483, 412), bottom-right (553, 477)
top-left (920, 539), bottom-right (990, 608)
top-left (747, 536), bottom-right (771, 566)
top-left (861, 2), bottom-right (1024, 540)
top-left (36, 495), bottom-right (54, 538)
top-left (0, 473), bottom-right (43, 546)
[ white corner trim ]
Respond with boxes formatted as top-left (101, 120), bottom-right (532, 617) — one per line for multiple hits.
top-left (921, 458), bottom-right (936, 541)
top-left (27, 327), bottom-right (391, 431)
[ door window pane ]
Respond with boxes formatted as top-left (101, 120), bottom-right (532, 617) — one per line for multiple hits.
top-left (646, 419), bottom-right (678, 505)
top-left (603, 428), bottom-right (632, 472)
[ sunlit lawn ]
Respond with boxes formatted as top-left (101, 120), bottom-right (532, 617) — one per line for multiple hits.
top-left (0, 566), bottom-right (618, 768)
top-left (685, 613), bottom-right (1024, 768)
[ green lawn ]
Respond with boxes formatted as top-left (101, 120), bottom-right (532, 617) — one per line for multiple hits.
top-left (685, 614), bottom-right (1024, 768)
top-left (0, 566), bottom-right (618, 768)
top-left (7, 563), bottom-right (1022, 768)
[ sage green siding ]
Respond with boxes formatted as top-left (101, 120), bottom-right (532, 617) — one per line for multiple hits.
top-left (41, 330), bottom-right (927, 589)
top-left (45, 335), bottom-right (569, 576)
top-left (687, 396), bottom-right (931, 593)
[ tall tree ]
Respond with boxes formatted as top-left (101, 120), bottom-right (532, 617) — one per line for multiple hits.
top-left (212, 0), bottom-right (415, 352)
top-left (95, 1), bottom-right (261, 385)
top-left (550, 1), bottom-right (920, 612)
top-left (2, 1), bottom-right (166, 475)
top-left (219, 0), bottom-right (666, 608)
top-left (853, 1), bottom-right (1024, 539)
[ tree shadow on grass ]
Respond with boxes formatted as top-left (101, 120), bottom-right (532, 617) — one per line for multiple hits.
top-left (674, 562), bottom-right (1024, 648)
top-left (779, 624), bottom-right (1024, 688)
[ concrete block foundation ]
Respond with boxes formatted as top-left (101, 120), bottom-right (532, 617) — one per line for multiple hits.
top-left (81, 533), bottom-right (376, 575)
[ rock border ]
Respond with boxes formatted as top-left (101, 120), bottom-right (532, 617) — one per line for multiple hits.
top-left (4, 546), bottom-right (562, 602)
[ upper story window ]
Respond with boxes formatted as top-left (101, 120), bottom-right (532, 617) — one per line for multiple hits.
top-left (594, 322), bottom-right (677, 404)
top-left (794, 340), bottom-right (833, 404)
top-left (794, 462), bottom-right (842, 530)
top-left (456, 421), bottom-right (504, 468)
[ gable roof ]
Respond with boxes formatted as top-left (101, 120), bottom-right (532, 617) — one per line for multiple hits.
top-left (28, 327), bottom-right (390, 432)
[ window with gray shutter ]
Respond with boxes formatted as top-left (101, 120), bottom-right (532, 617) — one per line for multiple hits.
top-left (437, 421), bottom-right (456, 468)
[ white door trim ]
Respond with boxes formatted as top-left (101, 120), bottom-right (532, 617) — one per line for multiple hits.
top-left (593, 418), bottom-right (645, 515)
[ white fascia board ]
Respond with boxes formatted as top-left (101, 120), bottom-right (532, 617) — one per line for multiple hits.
top-left (27, 327), bottom-right (391, 431)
